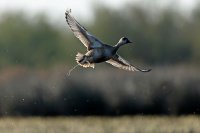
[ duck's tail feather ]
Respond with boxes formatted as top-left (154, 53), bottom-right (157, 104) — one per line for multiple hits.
top-left (75, 52), bottom-right (84, 62)
top-left (75, 52), bottom-right (95, 68)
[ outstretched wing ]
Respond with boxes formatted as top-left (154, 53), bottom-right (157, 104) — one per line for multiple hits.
top-left (65, 9), bottom-right (104, 50)
top-left (106, 54), bottom-right (151, 72)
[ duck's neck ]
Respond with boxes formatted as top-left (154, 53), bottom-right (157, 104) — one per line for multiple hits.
top-left (113, 42), bottom-right (125, 53)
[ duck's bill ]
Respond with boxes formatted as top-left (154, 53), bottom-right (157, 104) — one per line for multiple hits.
top-left (127, 40), bottom-right (132, 43)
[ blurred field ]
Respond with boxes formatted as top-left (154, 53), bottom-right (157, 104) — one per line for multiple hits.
top-left (0, 65), bottom-right (200, 116)
top-left (0, 116), bottom-right (200, 133)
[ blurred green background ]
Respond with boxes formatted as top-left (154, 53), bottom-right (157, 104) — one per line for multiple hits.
top-left (0, 0), bottom-right (200, 116)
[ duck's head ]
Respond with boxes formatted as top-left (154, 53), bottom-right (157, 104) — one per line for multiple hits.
top-left (114, 37), bottom-right (133, 52)
top-left (118, 37), bottom-right (132, 45)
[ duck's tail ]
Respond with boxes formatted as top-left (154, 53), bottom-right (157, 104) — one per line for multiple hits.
top-left (75, 52), bottom-right (95, 68)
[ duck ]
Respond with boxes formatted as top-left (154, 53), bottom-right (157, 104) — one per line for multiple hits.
top-left (65, 9), bottom-right (151, 72)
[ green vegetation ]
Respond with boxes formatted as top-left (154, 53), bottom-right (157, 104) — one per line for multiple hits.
top-left (0, 116), bottom-right (200, 133)
top-left (0, 4), bottom-right (200, 68)
top-left (0, 13), bottom-right (68, 67)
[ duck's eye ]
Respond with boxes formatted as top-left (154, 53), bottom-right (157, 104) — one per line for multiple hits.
top-left (122, 38), bottom-right (126, 41)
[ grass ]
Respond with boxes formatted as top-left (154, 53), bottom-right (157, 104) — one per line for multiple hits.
top-left (0, 116), bottom-right (199, 133)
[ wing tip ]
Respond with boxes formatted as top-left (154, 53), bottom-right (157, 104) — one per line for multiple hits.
top-left (140, 68), bottom-right (152, 72)
top-left (65, 9), bottom-right (71, 17)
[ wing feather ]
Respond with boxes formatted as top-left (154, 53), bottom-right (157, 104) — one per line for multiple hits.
top-left (106, 54), bottom-right (151, 72)
top-left (65, 10), bottom-right (103, 50)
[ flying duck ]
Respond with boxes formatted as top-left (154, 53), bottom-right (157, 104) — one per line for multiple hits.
top-left (65, 9), bottom-right (151, 72)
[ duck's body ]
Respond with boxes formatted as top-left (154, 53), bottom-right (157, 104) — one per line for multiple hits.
top-left (65, 9), bottom-right (151, 72)
top-left (86, 46), bottom-right (114, 63)
top-left (78, 44), bottom-right (113, 62)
